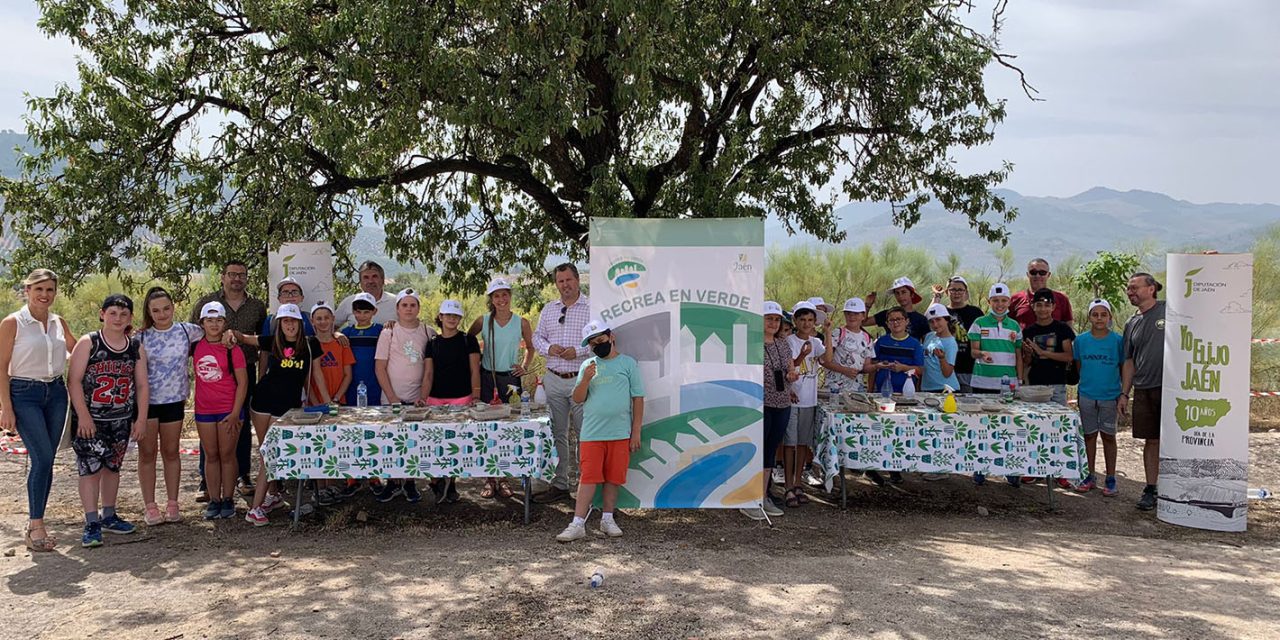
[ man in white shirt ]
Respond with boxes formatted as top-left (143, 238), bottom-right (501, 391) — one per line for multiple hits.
top-left (531, 263), bottom-right (591, 503)
top-left (336, 261), bottom-right (397, 327)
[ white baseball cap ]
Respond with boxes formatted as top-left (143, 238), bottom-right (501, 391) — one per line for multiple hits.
top-left (276, 276), bottom-right (302, 293)
top-left (485, 277), bottom-right (513, 296)
top-left (200, 301), bottom-right (226, 319)
top-left (948, 275), bottom-right (968, 288)
top-left (763, 301), bottom-right (784, 317)
top-left (1088, 298), bottom-right (1113, 314)
top-left (395, 288), bottom-right (419, 304)
top-left (792, 301), bottom-right (818, 315)
top-left (925, 303), bottom-right (951, 319)
top-left (842, 297), bottom-right (867, 313)
top-left (310, 300), bottom-right (335, 315)
top-left (890, 277), bottom-right (924, 304)
top-left (988, 283), bottom-right (1012, 299)
top-left (351, 291), bottom-right (378, 308)
top-left (438, 299), bottom-right (464, 316)
top-left (580, 319), bottom-right (611, 346)
top-left (808, 296), bottom-right (832, 312)
top-left (276, 303), bottom-right (304, 321)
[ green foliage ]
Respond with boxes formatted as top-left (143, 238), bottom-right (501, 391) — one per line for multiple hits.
top-left (2, 0), bottom-right (1022, 292)
top-left (1073, 250), bottom-right (1143, 317)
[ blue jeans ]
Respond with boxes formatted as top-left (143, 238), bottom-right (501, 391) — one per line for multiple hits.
top-left (762, 406), bottom-right (791, 469)
top-left (10, 378), bottom-right (68, 519)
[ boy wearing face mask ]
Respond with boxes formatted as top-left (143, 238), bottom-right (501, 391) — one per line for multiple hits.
top-left (556, 320), bottom-right (645, 542)
top-left (967, 283), bottom-right (1025, 487)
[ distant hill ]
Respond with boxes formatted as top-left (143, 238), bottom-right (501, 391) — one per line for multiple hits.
top-left (765, 187), bottom-right (1280, 268)
top-left (5, 130), bottom-right (1278, 270)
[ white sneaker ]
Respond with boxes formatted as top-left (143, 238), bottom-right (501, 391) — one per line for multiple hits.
top-left (556, 521), bottom-right (587, 542)
top-left (262, 492), bottom-right (286, 512)
top-left (771, 466), bottom-right (785, 485)
top-left (598, 518), bottom-right (624, 538)
top-left (739, 507), bottom-right (767, 521)
top-left (762, 497), bottom-right (784, 517)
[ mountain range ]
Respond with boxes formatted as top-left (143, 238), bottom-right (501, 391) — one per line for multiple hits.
top-left (4, 130), bottom-right (1278, 272)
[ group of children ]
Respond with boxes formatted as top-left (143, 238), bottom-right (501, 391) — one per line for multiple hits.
top-left (753, 275), bottom-right (1125, 519)
top-left (69, 274), bottom-right (570, 546)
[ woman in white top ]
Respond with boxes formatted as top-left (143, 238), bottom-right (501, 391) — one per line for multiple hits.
top-left (0, 269), bottom-right (76, 552)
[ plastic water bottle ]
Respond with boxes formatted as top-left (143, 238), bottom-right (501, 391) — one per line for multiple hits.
top-left (533, 378), bottom-right (547, 404)
top-left (902, 375), bottom-right (916, 399)
top-left (590, 568), bottom-right (604, 588)
top-left (356, 381), bottom-right (368, 408)
top-left (520, 391), bottom-right (531, 418)
top-left (1000, 375), bottom-right (1012, 403)
top-left (1248, 488), bottom-right (1272, 500)
top-left (880, 376), bottom-right (893, 399)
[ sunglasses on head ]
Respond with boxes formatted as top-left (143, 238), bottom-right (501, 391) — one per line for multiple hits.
top-left (1028, 269), bottom-right (1049, 276)
top-left (558, 306), bottom-right (568, 324)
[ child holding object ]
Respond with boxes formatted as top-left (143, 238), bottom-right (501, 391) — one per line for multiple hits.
top-left (556, 320), bottom-right (644, 542)
top-left (968, 283), bottom-right (1024, 487)
top-left (68, 294), bottom-right (150, 547)
top-left (192, 302), bottom-right (248, 519)
top-left (1072, 299), bottom-right (1125, 496)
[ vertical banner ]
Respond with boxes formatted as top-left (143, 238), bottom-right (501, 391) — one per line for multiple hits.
top-left (590, 218), bottom-right (764, 509)
top-left (1159, 253), bottom-right (1253, 531)
top-left (267, 242), bottom-right (335, 310)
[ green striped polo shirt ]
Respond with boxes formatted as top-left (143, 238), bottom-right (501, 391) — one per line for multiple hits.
top-left (968, 313), bottom-right (1022, 390)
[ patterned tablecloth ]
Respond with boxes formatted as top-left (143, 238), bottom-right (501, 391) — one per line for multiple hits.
top-left (260, 412), bottom-right (558, 482)
top-left (815, 402), bottom-right (1087, 483)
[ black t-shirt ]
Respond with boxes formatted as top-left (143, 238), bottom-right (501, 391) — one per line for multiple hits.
top-left (1022, 321), bottom-right (1076, 385)
top-left (948, 304), bottom-right (986, 375)
top-left (427, 332), bottom-right (481, 399)
top-left (256, 336), bottom-right (322, 403)
top-left (874, 309), bottom-right (929, 341)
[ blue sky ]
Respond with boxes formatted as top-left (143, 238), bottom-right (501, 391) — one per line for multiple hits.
top-left (3, 1), bottom-right (1278, 204)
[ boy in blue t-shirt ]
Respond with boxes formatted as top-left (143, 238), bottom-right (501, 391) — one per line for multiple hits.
top-left (1072, 299), bottom-right (1125, 496)
top-left (872, 308), bottom-right (926, 393)
top-left (555, 320), bottom-right (645, 543)
top-left (340, 293), bottom-right (384, 406)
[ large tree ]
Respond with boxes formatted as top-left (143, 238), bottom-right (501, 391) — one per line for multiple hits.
top-left (2, 0), bottom-right (1026, 292)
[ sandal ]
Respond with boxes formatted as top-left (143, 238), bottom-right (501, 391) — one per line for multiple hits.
top-left (480, 480), bottom-right (496, 499)
top-left (794, 487), bottom-right (811, 505)
top-left (784, 489), bottom-right (800, 508)
top-left (24, 523), bottom-right (56, 552)
top-left (144, 502), bottom-right (164, 526)
top-left (165, 500), bottom-right (183, 523)
top-left (497, 479), bottom-right (514, 498)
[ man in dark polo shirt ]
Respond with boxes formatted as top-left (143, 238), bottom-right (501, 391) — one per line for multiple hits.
top-left (1120, 272), bottom-right (1164, 512)
top-left (1010, 258), bottom-right (1074, 329)
top-left (189, 260), bottom-right (268, 500)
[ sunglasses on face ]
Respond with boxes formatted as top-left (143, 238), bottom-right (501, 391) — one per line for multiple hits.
top-left (947, 288), bottom-right (966, 293)
top-left (1028, 269), bottom-right (1049, 277)
top-left (558, 306), bottom-right (568, 324)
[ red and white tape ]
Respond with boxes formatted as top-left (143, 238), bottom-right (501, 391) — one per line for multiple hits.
top-left (1254, 338), bottom-right (1280, 344)
top-left (1, 436), bottom-right (27, 455)
top-left (1252, 391), bottom-right (1280, 398)
top-left (179, 448), bottom-right (201, 456)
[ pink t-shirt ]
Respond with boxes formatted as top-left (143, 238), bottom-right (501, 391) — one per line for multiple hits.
top-left (193, 340), bottom-right (247, 415)
top-left (374, 322), bottom-right (433, 403)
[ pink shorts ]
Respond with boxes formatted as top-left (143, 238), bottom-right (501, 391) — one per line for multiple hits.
top-left (427, 396), bottom-right (472, 407)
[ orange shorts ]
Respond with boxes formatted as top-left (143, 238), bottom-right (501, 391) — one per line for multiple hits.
top-left (579, 439), bottom-right (631, 485)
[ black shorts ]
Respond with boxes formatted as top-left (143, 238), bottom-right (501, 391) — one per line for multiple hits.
top-left (250, 394), bottom-right (300, 419)
top-left (1131, 387), bottom-right (1162, 440)
top-left (73, 417), bottom-right (131, 476)
top-left (480, 369), bottom-right (522, 405)
top-left (148, 400), bottom-right (185, 424)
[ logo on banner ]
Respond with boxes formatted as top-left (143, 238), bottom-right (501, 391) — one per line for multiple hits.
top-left (732, 253), bottom-right (753, 273)
top-left (1182, 267), bottom-right (1226, 298)
top-left (607, 259), bottom-right (647, 291)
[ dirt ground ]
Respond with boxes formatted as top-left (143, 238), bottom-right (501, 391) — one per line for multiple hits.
top-left (3, 420), bottom-right (1279, 640)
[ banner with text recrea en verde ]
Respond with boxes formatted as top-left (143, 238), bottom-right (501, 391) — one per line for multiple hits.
top-left (589, 218), bottom-right (765, 509)
top-left (1159, 253), bottom-right (1253, 531)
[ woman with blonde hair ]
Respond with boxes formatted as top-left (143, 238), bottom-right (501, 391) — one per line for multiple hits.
top-left (0, 269), bottom-right (76, 551)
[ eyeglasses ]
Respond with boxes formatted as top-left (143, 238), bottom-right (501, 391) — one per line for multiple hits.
top-left (888, 318), bottom-right (907, 324)
top-left (223, 272), bottom-right (248, 279)
top-left (279, 289), bottom-right (303, 297)
top-left (947, 288), bottom-right (966, 293)
top-left (1028, 269), bottom-right (1049, 277)
top-left (558, 306), bottom-right (568, 324)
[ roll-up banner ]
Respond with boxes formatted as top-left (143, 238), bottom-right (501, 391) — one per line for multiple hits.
top-left (589, 218), bottom-right (765, 509)
top-left (1159, 253), bottom-right (1253, 531)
